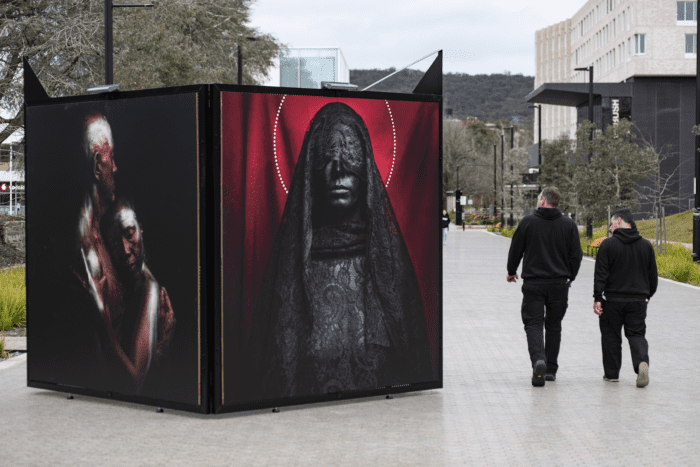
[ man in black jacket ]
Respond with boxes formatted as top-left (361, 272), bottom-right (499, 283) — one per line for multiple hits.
top-left (507, 187), bottom-right (583, 386)
top-left (441, 210), bottom-right (450, 245)
top-left (594, 209), bottom-right (657, 388)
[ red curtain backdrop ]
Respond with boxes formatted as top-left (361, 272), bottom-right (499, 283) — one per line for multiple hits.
top-left (222, 92), bottom-right (440, 375)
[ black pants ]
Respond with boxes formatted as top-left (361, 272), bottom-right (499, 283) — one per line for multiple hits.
top-left (521, 281), bottom-right (570, 375)
top-left (599, 300), bottom-right (649, 379)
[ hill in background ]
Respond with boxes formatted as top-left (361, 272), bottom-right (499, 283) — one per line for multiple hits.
top-left (349, 69), bottom-right (535, 125)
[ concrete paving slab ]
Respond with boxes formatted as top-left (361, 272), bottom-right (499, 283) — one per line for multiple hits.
top-left (1, 228), bottom-right (699, 466)
top-left (2, 336), bottom-right (26, 350)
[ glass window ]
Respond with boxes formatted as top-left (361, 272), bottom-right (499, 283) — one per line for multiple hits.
top-left (635, 34), bottom-right (645, 54)
top-left (686, 34), bottom-right (697, 53)
top-left (677, 2), bottom-right (697, 21)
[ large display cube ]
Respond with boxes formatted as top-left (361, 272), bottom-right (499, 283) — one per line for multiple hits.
top-left (26, 82), bottom-right (443, 414)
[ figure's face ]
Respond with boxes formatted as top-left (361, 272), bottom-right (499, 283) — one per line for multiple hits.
top-left (87, 119), bottom-right (118, 201)
top-left (106, 207), bottom-right (144, 284)
top-left (315, 123), bottom-right (366, 211)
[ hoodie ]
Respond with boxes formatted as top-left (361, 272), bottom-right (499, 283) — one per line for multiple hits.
top-left (593, 227), bottom-right (658, 301)
top-left (507, 207), bottom-right (583, 282)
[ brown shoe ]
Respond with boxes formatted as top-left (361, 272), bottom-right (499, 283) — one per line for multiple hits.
top-left (636, 362), bottom-right (649, 388)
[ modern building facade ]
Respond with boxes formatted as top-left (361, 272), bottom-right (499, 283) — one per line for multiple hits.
top-left (530, 0), bottom-right (698, 215)
top-left (279, 47), bottom-right (350, 89)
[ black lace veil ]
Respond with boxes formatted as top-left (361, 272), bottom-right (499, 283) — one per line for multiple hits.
top-left (247, 102), bottom-right (432, 398)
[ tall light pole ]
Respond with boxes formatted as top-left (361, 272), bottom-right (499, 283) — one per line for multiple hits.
top-left (503, 126), bottom-right (514, 227)
top-left (694, 17), bottom-right (700, 261)
top-left (238, 37), bottom-right (258, 85)
top-left (493, 143), bottom-right (497, 218)
top-left (453, 164), bottom-right (461, 226)
top-left (575, 66), bottom-right (594, 237)
top-left (528, 105), bottom-right (542, 166)
top-left (104, 1), bottom-right (154, 85)
top-left (500, 132), bottom-right (505, 229)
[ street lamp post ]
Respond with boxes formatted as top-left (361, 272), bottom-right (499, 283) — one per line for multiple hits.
top-left (575, 66), bottom-right (594, 238)
top-left (528, 105), bottom-right (542, 166)
top-left (528, 105), bottom-right (542, 213)
top-left (694, 18), bottom-right (700, 261)
top-left (493, 144), bottom-right (497, 219)
top-left (503, 126), bottom-right (514, 227)
top-left (453, 164), bottom-right (461, 226)
top-left (104, 0), bottom-right (155, 85)
top-left (238, 37), bottom-right (258, 85)
top-left (500, 133), bottom-right (505, 229)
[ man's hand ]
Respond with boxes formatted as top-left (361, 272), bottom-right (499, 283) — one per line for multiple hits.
top-left (594, 301), bottom-right (603, 316)
top-left (507, 274), bottom-right (518, 283)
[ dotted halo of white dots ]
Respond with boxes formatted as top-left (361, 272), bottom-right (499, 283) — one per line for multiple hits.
top-left (273, 95), bottom-right (288, 193)
top-left (384, 100), bottom-right (397, 187)
top-left (273, 96), bottom-right (397, 193)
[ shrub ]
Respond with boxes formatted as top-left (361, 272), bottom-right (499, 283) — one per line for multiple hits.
top-left (655, 244), bottom-right (700, 285)
top-left (580, 227), bottom-right (608, 258)
top-left (501, 227), bottom-right (516, 238)
top-left (0, 336), bottom-right (6, 358)
top-left (0, 267), bottom-right (26, 331)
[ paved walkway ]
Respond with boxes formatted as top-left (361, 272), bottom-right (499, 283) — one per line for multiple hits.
top-left (2, 229), bottom-right (699, 466)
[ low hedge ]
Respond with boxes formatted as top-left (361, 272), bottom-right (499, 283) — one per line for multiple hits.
top-left (0, 267), bottom-right (26, 330)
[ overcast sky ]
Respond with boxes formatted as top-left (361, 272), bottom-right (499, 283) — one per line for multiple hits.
top-left (250, 0), bottom-right (589, 77)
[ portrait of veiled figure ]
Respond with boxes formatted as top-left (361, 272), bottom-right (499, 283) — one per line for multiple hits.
top-left (248, 102), bottom-right (433, 398)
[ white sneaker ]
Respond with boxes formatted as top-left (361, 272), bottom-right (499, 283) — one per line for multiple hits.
top-left (636, 362), bottom-right (649, 388)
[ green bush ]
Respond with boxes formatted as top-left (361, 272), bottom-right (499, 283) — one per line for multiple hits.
top-left (0, 336), bottom-right (6, 358)
top-left (0, 267), bottom-right (26, 330)
top-left (655, 244), bottom-right (700, 285)
top-left (501, 227), bottom-right (516, 238)
top-left (580, 226), bottom-right (608, 258)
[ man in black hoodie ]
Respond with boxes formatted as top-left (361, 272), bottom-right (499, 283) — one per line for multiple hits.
top-left (507, 187), bottom-right (583, 386)
top-left (593, 209), bottom-right (657, 388)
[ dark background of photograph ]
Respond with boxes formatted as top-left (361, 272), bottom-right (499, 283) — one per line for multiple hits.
top-left (26, 93), bottom-right (200, 406)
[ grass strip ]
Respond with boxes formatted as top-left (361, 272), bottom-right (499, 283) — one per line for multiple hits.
top-left (0, 267), bottom-right (26, 331)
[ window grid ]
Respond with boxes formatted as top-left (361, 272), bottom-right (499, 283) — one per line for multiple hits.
top-left (677, 1), bottom-right (697, 21)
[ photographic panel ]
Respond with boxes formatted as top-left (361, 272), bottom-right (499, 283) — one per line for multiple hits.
top-left (220, 92), bottom-right (441, 408)
top-left (26, 93), bottom-right (202, 409)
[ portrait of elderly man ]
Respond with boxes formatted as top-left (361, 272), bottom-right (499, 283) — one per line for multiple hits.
top-left (101, 198), bottom-right (175, 391)
top-left (76, 114), bottom-right (121, 324)
top-left (249, 102), bottom-right (433, 398)
top-left (73, 114), bottom-right (136, 383)
top-left (73, 114), bottom-right (173, 392)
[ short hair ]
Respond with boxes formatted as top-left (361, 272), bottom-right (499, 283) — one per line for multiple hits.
top-left (101, 197), bottom-right (147, 258)
top-left (540, 187), bottom-right (560, 207)
top-left (83, 114), bottom-right (113, 174)
top-left (611, 209), bottom-right (636, 229)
